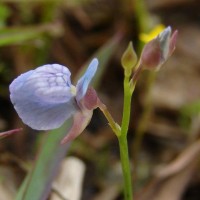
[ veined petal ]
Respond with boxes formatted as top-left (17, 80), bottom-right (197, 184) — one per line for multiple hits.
top-left (61, 110), bottom-right (93, 144)
top-left (9, 64), bottom-right (78, 130)
top-left (76, 58), bottom-right (98, 102)
top-left (26, 64), bottom-right (74, 103)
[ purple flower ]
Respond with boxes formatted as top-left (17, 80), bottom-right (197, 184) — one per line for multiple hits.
top-left (9, 58), bottom-right (99, 143)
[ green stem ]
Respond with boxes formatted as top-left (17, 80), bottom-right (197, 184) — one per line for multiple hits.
top-left (118, 135), bottom-right (133, 200)
top-left (118, 75), bottom-right (133, 200)
top-left (121, 76), bottom-right (132, 135)
top-left (98, 73), bottom-right (135, 200)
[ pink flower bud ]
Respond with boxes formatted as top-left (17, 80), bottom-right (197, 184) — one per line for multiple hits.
top-left (140, 26), bottom-right (178, 70)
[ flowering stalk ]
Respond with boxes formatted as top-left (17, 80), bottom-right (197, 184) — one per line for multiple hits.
top-left (98, 74), bottom-right (134, 200)
top-left (99, 42), bottom-right (137, 200)
top-left (99, 27), bottom-right (177, 200)
top-left (118, 73), bottom-right (134, 200)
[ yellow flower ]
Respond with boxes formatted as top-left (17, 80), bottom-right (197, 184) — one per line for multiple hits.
top-left (139, 24), bottom-right (165, 43)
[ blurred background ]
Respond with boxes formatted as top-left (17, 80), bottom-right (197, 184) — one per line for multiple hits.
top-left (0, 0), bottom-right (200, 200)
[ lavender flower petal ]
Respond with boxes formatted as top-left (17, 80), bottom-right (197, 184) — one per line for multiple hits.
top-left (10, 64), bottom-right (78, 130)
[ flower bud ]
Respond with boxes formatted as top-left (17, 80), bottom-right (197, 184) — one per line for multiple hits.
top-left (140, 26), bottom-right (178, 71)
top-left (121, 42), bottom-right (137, 76)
